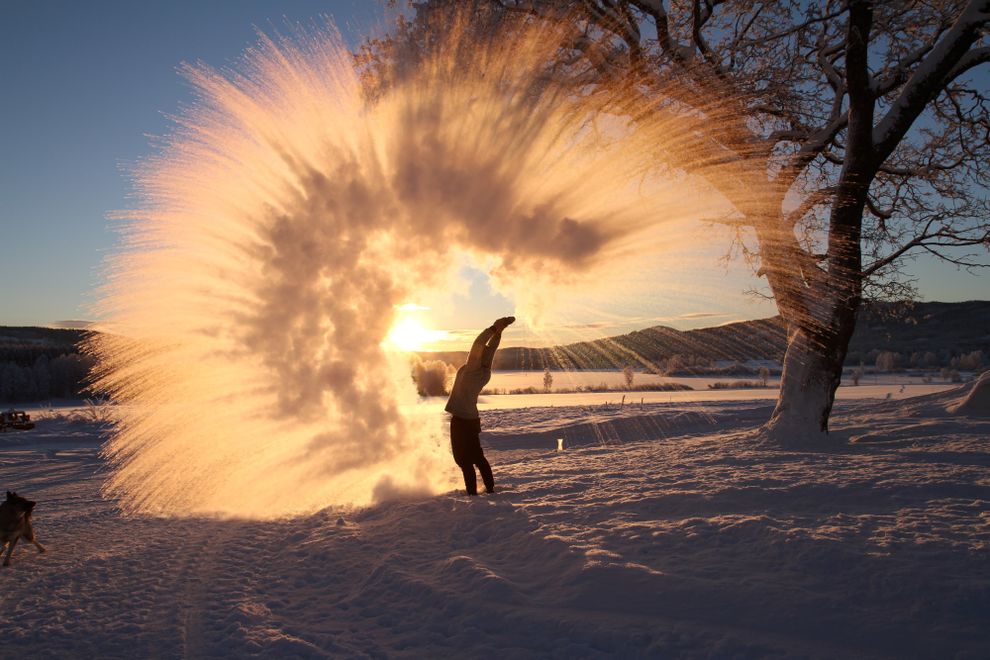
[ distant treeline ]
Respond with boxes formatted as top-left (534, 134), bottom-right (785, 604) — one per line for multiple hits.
top-left (855, 349), bottom-right (984, 372)
top-left (0, 328), bottom-right (92, 402)
top-left (0, 353), bottom-right (94, 402)
top-left (2, 300), bottom-right (988, 401)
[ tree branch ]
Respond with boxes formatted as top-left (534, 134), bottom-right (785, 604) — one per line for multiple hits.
top-left (873, 0), bottom-right (990, 164)
top-left (870, 22), bottom-right (950, 97)
top-left (733, 5), bottom-right (846, 49)
top-left (944, 45), bottom-right (990, 81)
top-left (628, 0), bottom-right (686, 61)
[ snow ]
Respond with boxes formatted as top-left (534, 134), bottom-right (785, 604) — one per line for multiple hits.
top-left (472, 382), bottom-right (954, 410)
top-left (2, 384), bottom-right (989, 658)
top-left (486, 368), bottom-right (958, 393)
top-left (948, 371), bottom-right (990, 417)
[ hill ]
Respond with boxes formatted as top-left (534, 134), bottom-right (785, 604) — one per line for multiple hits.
top-left (0, 326), bottom-right (90, 369)
top-left (844, 300), bottom-right (990, 363)
top-left (0, 327), bottom-right (92, 402)
top-left (1, 300), bottom-right (986, 402)
top-left (423, 300), bottom-right (990, 370)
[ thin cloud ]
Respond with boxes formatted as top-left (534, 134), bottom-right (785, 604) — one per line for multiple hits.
top-left (673, 312), bottom-right (727, 320)
top-left (560, 321), bottom-right (613, 329)
top-left (48, 320), bottom-right (96, 330)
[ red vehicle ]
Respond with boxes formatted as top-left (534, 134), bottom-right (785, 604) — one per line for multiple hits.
top-left (0, 410), bottom-right (35, 432)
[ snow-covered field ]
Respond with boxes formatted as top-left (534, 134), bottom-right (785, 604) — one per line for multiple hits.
top-left (2, 382), bottom-right (988, 658)
top-left (487, 368), bottom-right (964, 393)
top-left (473, 382), bottom-right (956, 410)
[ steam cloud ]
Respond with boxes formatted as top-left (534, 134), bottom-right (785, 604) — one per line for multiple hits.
top-left (88, 14), bottom-right (748, 517)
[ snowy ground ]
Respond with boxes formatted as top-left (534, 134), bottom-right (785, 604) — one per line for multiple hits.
top-left (473, 382), bottom-right (955, 410)
top-left (486, 368), bottom-right (966, 393)
top-left (1, 385), bottom-right (988, 658)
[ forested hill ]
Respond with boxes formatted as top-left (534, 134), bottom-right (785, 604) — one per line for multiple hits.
top-left (846, 300), bottom-right (990, 359)
top-left (424, 300), bottom-right (990, 370)
top-left (0, 326), bottom-right (88, 353)
top-left (0, 327), bottom-right (92, 402)
top-left (2, 300), bottom-right (987, 401)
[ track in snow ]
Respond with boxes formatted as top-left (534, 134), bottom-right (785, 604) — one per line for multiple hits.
top-left (1, 395), bottom-right (989, 658)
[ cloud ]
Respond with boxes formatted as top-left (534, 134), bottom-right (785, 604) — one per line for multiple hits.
top-left (48, 320), bottom-right (96, 330)
top-left (672, 312), bottom-right (728, 320)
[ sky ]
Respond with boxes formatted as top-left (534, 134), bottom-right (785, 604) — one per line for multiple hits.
top-left (0, 1), bottom-right (986, 346)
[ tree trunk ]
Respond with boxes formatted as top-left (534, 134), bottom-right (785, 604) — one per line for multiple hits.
top-left (763, 0), bottom-right (874, 442)
top-left (764, 301), bottom-right (858, 441)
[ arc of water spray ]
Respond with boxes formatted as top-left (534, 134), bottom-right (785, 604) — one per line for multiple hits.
top-left (88, 11), bottom-right (758, 517)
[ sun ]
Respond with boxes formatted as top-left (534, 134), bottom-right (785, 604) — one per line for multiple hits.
top-left (384, 317), bottom-right (448, 352)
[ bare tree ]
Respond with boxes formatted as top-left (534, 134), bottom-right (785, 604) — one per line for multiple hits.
top-left (543, 367), bottom-right (554, 392)
top-left (875, 350), bottom-right (899, 372)
top-left (851, 362), bottom-right (865, 385)
top-left (623, 364), bottom-right (635, 389)
top-left (366, 1), bottom-right (990, 438)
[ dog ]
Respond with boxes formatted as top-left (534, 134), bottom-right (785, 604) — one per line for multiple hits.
top-left (1, 491), bottom-right (46, 567)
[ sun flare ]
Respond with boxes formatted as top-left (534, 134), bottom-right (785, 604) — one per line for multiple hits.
top-left (384, 317), bottom-right (449, 352)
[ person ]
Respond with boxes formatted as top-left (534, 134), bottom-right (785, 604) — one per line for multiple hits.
top-left (445, 316), bottom-right (515, 495)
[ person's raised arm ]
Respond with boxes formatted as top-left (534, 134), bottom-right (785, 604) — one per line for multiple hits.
top-left (471, 316), bottom-right (514, 369)
top-left (466, 326), bottom-right (497, 368)
top-left (481, 328), bottom-right (502, 369)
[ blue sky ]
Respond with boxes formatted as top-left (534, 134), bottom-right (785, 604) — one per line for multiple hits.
top-left (0, 0), bottom-right (382, 327)
top-left (0, 1), bottom-right (986, 335)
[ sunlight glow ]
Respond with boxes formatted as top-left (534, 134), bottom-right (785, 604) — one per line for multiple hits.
top-left (384, 317), bottom-right (449, 352)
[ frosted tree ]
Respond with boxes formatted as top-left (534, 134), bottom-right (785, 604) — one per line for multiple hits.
top-left (875, 351), bottom-right (899, 372)
top-left (367, 1), bottom-right (990, 439)
top-left (953, 349), bottom-right (985, 369)
top-left (33, 355), bottom-right (51, 400)
top-left (0, 363), bottom-right (15, 401)
top-left (623, 365), bottom-right (635, 389)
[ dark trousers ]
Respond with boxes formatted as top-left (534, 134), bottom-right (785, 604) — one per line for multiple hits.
top-left (450, 415), bottom-right (494, 495)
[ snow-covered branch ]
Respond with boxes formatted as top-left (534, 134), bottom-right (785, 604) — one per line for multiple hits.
top-left (945, 45), bottom-right (990, 80)
top-left (872, 0), bottom-right (990, 163)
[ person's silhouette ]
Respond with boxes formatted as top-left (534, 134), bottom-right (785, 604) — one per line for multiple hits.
top-left (445, 316), bottom-right (515, 495)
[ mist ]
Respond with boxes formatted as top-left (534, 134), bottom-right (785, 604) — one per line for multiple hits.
top-left (87, 14), bottom-right (755, 517)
